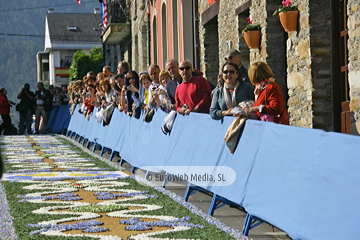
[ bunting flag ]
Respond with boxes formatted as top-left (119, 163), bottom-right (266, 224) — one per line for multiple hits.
top-left (102, 0), bottom-right (108, 31)
top-left (76, 0), bottom-right (81, 5)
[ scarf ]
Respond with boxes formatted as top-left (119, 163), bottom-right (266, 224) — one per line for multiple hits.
top-left (223, 81), bottom-right (240, 110)
top-left (144, 90), bottom-right (149, 105)
top-left (254, 78), bottom-right (275, 96)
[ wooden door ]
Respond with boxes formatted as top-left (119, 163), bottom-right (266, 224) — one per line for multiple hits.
top-left (339, 0), bottom-right (350, 134)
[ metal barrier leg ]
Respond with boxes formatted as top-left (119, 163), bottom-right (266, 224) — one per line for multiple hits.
top-left (184, 184), bottom-right (199, 201)
top-left (119, 158), bottom-right (128, 166)
top-left (100, 147), bottom-right (110, 156)
top-left (208, 194), bottom-right (243, 216)
top-left (162, 172), bottom-right (171, 188)
top-left (93, 143), bottom-right (102, 153)
top-left (109, 151), bottom-right (119, 161)
top-left (131, 166), bottom-right (138, 174)
top-left (71, 132), bottom-right (76, 138)
top-left (242, 214), bottom-right (264, 236)
top-left (86, 141), bottom-right (93, 149)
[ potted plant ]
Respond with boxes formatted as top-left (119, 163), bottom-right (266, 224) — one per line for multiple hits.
top-left (273, 0), bottom-right (299, 32)
top-left (242, 16), bottom-right (261, 49)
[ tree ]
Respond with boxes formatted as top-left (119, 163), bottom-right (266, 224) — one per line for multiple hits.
top-left (69, 47), bottom-right (103, 80)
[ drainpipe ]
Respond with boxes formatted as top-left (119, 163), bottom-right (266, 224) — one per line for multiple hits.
top-left (192, 0), bottom-right (200, 70)
top-left (147, 1), bottom-right (151, 65)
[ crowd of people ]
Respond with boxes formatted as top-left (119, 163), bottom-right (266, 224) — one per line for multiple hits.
top-left (0, 82), bottom-right (69, 135)
top-left (0, 49), bottom-right (289, 136)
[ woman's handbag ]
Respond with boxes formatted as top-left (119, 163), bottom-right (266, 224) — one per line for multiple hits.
top-left (144, 109), bottom-right (155, 123)
top-left (260, 113), bottom-right (275, 122)
top-left (102, 105), bottom-right (115, 125)
top-left (259, 86), bottom-right (289, 125)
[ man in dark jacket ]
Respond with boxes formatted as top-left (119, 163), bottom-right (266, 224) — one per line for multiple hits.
top-left (224, 49), bottom-right (250, 83)
top-left (34, 82), bottom-right (52, 134)
top-left (0, 88), bottom-right (15, 135)
top-left (17, 83), bottom-right (35, 134)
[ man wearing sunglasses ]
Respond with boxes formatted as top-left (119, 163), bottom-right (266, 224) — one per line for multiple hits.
top-left (175, 60), bottom-right (212, 115)
top-left (224, 49), bottom-right (250, 83)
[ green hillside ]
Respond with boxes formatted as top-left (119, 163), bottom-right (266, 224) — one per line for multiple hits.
top-left (0, 0), bottom-right (100, 124)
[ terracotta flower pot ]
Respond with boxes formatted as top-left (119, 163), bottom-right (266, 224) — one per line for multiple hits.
top-left (279, 10), bottom-right (299, 32)
top-left (243, 30), bottom-right (260, 49)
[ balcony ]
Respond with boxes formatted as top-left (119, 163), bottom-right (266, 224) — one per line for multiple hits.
top-left (102, 23), bottom-right (130, 45)
top-left (102, 0), bottom-right (130, 45)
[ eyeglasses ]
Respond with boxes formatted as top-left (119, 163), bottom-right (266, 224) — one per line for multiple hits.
top-left (222, 70), bottom-right (236, 75)
top-left (224, 56), bottom-right (234, 61)
top-left (127, 77), bottom-right (135, 80)
top-left (179, 66), bottom-right (191, 71)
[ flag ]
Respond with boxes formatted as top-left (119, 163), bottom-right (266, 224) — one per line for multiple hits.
top-left (102, 0), bottom-right (108, 31)
top-left (76, 0), bottom-right (81, 5)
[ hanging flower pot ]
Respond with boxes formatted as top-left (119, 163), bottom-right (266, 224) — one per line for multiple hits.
top-left (273, 0), bottom-right (299, 32)
top-left (242, 16), bottom-right (260, 49)
top-left (278, 10), bottom-right (299, 32)
top-left (243, 30), bottom-right (260, 49)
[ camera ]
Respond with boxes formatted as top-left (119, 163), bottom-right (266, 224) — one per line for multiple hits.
top-left (126, 86), bottom-right (132, 90)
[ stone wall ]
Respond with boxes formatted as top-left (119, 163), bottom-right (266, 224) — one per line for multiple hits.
top-left (309, 1), bottom-right (333, 131)
top-left (103, 44), bottom-right (121, 73)
top-left (217, 1), bottom-right (243, 65)
top-left (348, 1), bottom-right (360, 135)
top-left (129, 0), bottom-right (149, 73)
top-left (264, 0), bottom-right (288, 106)
top-left (280, 1), bottom-right (313, 129)
top-left (198, 17), bottom-right (219, 84)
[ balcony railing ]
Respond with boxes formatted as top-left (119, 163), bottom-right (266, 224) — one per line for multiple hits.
top-left (107, 0), bottom-right (128, 24)
top-left (102, 0), bottom-right (130, 44)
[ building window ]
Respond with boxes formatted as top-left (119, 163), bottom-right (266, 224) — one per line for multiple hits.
top-left (153, 16), bottom-right (158, 64)
top-left (172, 0), bottom-right (179, 61)
top-left (161, 3), bottom-right (168, 66)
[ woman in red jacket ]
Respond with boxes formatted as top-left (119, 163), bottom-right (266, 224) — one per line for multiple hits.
top-left (245, 62), bottom-right (289, 125)
top-left (0, 88), bottom-right (16, 135)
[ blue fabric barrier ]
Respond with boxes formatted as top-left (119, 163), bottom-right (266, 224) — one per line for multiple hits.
top-left (47, 106), bottom-right (59, 130)
top-left (63, 106), bottom-right (360, 239)
top-left (51, 105), bottom-right (71, 133)
top-left (242, 122), bottom-right (360, 239)
top-left (67, 105), bottom-right (82, 136)
top-left (98, 109), bottom-right (124, 151)
top-left (88, 112), bottom-right (103, 143)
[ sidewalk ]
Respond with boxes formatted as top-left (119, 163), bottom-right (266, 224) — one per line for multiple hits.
top-left (96, 149), bottom-right (290, 240)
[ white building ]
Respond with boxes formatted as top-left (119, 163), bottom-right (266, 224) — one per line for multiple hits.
top-left (37, 13), bottom-right (102, 87)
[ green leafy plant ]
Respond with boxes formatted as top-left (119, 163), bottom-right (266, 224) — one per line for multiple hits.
top-left (242, 17), bottom-right (260, 34)
top-left (69, 47), bottom-right (103, 81)
top-left (273, 0), bottom-right (298, 15)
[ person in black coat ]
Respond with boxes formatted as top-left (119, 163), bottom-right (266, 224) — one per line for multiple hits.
top-left (34, 82), bottom-right (52, 134)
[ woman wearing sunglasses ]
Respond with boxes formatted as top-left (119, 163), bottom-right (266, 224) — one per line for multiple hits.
top-left (120, 70), bottom-right (140, 115)
top-left (210, 62), bottom-right (255, 120)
